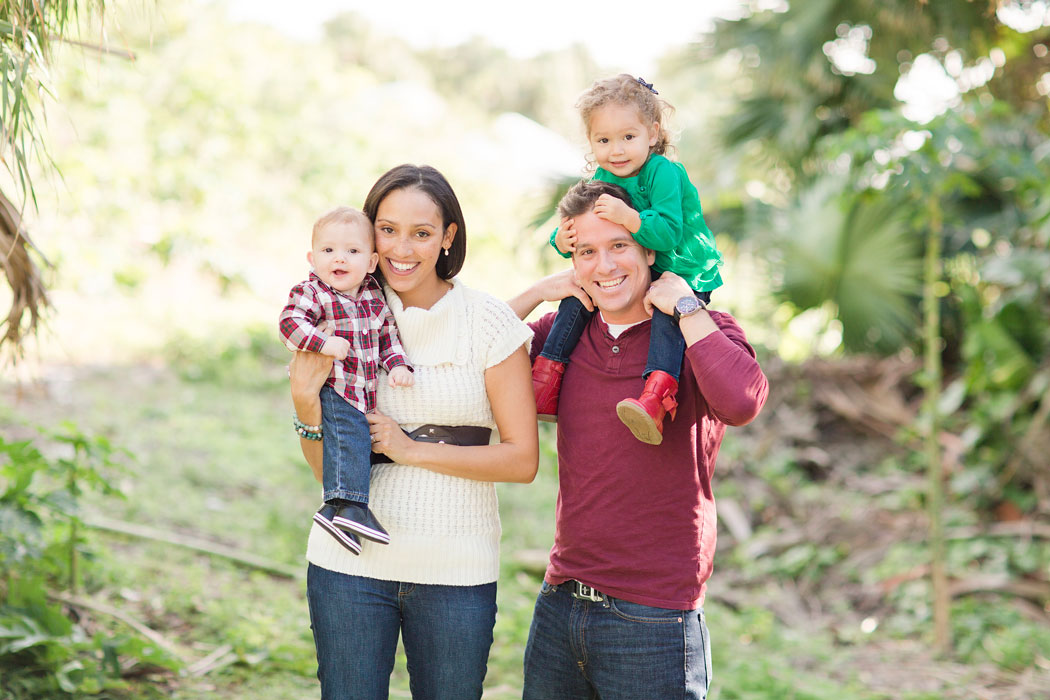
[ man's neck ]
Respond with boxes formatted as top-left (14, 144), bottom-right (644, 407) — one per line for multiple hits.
top-left (599, 310), bottom-right (647, 338)
top-left (598, 308), bottom-right (650, 326)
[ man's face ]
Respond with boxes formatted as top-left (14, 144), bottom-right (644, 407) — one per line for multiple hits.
top-left (572, 210), bottom-right (655, 324)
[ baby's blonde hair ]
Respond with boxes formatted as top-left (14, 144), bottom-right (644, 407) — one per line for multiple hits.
top-left (312, 206), bottom-right (372, 247)
top-left (576, 74), bottom-right (675, 164)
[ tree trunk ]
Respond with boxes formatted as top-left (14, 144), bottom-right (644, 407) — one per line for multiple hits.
top-left (924, 206), bottom-right (950, 652)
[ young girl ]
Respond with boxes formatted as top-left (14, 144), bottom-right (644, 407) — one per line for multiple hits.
top-left (533, 74), bottom-right (724, 445)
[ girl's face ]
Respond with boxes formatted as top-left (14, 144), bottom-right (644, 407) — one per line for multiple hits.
top-left (587, 102), bottom-right (659, 178)
top-left (373, 187), bottom-right (456, 309)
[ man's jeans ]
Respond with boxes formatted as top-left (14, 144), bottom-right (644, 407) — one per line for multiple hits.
top-left (320, 385), bottom-right (372, 504)
top-left (307, 564), bottom-right (496, 700)
top-left (523, 581), bottom-right (712, 700)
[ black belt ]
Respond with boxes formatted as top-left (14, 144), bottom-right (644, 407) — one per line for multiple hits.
top-left (569, 580), bottom-right (607, 602)
top-left (371, 424), bottom-right (492, 465)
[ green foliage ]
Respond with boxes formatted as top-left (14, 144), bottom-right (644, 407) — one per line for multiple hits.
top-left (770, 178), bottom-right (921, 352)
top-left (952, 597), bottom-right (1050, 672)
top-left (0, 424), bottom-right (180, 697)
top-left (163, 324), bottom-right (290, 389)
top-left (0, 0), bottom-right (108, 205)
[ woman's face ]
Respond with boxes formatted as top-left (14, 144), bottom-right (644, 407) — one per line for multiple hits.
top-left (373, 187), bottom-right (456, 309)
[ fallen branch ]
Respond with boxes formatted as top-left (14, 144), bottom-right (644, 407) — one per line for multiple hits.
top-left (185, 644), bottom-right (237, 677)
top-left (948, 574), bottom-right (1050, 604)
top-left (946, 521), bottom-right (1050, 542)
top-left (48, 591), bottom-right (186, 663)
top-left (84, 515), bottom-right (303, 580)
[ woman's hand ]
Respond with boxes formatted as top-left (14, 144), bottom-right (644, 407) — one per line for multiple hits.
top-left (537, 269), bottom-right (594, 311)
top-left (288, 338), bottom-right (334, 482)
top-left (366, 410), bottom-right (416, 464)
top-left (507, 268), bottom-right (593, 320)
top-left (289, 350), bottom-right (334, 406)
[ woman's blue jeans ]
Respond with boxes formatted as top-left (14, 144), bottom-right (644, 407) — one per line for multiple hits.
top-left (539, 288), bottom-right (712, 382)
top-left (307, 563), bottom-right (496, 700)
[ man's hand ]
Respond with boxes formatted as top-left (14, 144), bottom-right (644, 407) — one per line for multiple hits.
top-left (320, 335), bottom-right (350, 360)
top-left (644, 271), bottom-right (695, 317)
top-left (388, 365), bottom-right (414, 388)
top-left (593, 194), bottom-right (641, 234)
top-left (554, 217), bottom-right (577, 255)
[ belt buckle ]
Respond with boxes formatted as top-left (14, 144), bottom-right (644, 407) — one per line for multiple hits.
top-left (572, 582), bottom-right (605, 602)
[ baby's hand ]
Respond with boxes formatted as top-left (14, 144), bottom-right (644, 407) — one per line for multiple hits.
top-left (388, 365), bottom-right (414, 388)
top-left (320, 335), bottom-right (350, 360)
top-left (554, 217), bottom-right (577, 255)
top-left (593, 194), bottom-right (641, 233)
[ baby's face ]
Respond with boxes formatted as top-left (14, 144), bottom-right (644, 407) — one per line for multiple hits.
top-left (308, 221), bottom-right (379, 295)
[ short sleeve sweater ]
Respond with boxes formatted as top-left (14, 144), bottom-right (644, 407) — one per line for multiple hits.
top-left (305, 279), bottom-right (533, 585)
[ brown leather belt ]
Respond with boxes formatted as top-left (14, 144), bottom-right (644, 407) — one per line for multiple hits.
top-left (370, 424), bottom-right (492, 464)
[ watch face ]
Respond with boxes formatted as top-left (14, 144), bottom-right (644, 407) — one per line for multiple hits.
top-left (676, 296), bottom-right (700, 315)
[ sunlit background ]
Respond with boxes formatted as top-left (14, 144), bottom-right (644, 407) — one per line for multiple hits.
top-left (2, 1), bottom-right (1050, 698)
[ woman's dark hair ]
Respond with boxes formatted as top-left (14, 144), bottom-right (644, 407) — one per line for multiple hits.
top-left (362, 164), bottom-right (467, 280)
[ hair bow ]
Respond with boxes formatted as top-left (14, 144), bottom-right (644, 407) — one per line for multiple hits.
top-left (636, 77), bottom-right (659, 94)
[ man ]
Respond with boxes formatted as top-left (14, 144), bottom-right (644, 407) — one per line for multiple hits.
top-left (509, 180), bottom-right (768, 698)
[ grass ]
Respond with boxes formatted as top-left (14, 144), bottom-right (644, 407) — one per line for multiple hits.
top-left (2, 329), bottom-right (1047, 698)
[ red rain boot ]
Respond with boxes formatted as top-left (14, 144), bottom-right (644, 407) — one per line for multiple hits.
top-left (532, 356), bottom-right (566, 422)
top-left (615, 371), bottom-right (678, 445)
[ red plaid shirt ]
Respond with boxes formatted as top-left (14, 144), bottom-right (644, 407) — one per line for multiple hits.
top-left (279, 273), bottom-right (410, 414)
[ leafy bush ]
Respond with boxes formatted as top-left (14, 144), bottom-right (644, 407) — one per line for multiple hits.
top-left (0, 425), bottom-right (180, 697)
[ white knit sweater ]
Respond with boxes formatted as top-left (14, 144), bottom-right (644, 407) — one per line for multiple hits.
top-left (306, 279), bottom-right (533, 584)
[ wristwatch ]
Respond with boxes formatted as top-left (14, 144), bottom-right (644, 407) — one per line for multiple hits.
top-left (673, 295), bottom-right (707, 323)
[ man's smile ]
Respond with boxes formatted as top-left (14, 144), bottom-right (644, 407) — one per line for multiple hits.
top-left (596, 276), bottom-right (627, 289)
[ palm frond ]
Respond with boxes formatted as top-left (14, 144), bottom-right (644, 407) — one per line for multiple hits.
top-left (775, 179), bottom-right (922, 353)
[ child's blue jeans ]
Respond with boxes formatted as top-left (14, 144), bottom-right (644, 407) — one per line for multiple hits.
top-left (319, 385), bottom-right (371, 505)
top-left (539, 289), bottom-right (712, 382)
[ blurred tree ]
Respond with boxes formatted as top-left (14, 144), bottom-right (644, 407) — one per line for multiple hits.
top-left (0, 0), bottom-right (115, 357)
top-left (700, 0), bottom-right (1046, 181)
top-left (690, 0), bottom-right (1050, 654)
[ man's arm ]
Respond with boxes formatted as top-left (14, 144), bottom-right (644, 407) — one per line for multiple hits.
top-left (646, 272), bottom-right (768, 426)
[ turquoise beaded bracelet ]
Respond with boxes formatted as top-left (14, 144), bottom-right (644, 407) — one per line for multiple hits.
top-left (293, 415), bottom-right (323, 441)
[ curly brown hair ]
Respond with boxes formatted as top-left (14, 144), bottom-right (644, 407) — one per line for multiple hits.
top-left (576, 74), bottom-right (675, 166)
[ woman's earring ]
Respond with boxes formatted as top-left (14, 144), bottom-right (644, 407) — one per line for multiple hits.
top-left (443, 247), bottom-right (450, 257)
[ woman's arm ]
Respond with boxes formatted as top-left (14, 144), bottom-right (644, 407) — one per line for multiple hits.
top-left (506, 269), bottom-right (593, 321)
top-left (288, 349), bottom-right (335, 483)
top-left (367, 346), bottom-right (539, 483)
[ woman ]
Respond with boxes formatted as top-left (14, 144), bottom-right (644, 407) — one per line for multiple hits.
top-left (289, 164), bottom-right (538, 699)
